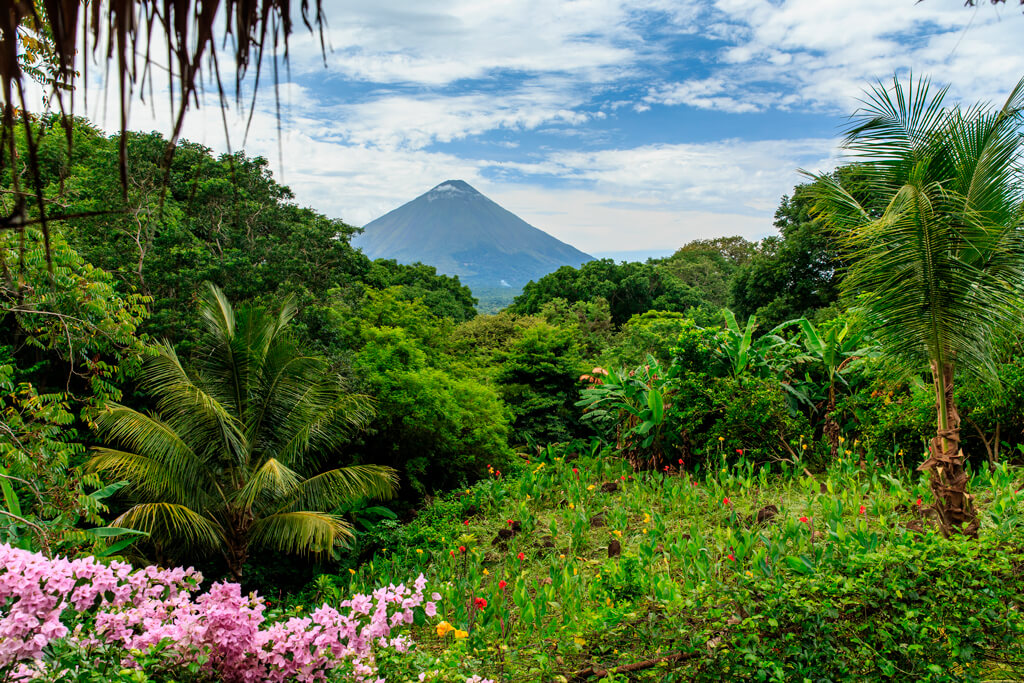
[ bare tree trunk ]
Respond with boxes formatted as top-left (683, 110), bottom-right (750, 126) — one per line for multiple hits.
top-left (919, 360), bottom-right (978, 536)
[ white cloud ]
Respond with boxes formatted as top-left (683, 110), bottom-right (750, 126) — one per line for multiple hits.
top-left (647, 0), bottom-right (1024, 114)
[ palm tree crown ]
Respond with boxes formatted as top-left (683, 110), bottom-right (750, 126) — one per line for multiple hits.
top-left (89, 284), bottom-right (397, 577)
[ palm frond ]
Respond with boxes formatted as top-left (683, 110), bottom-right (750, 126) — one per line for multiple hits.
top-left (249, 511), bottom-right (353, 555)
top-left (234, 457), bottom-right (302, 510)
top-left (87, 448), bottom-right (210, 508)
top-left (142, 344), bottom-right (247, 465)
top-left (276, 465), bottom-right (398, 514)
top-left (113, 503), bottom-right (225, 553)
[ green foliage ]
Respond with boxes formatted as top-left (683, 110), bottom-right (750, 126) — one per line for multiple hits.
top-left (88, 285), bottom-right (397, 577)
top-left (496, 322), bottom-right (586, 446)
top-left (705, 534), bottom-right (1024, 681)
top-left (511, 259), bottom-right (703, 326)
top-left (1, 227), bottom-right (148, 555)
top-left (346, 294), bottom-right (513, 497)
top-left (657, 236), bottom-right (757, 308)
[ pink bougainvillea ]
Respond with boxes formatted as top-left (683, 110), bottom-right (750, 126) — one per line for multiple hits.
top-left (0, 544), bottom-right (439, 682)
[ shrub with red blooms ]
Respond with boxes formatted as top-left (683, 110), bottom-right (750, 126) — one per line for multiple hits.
top-left (0, 544), bottom-right (438, 682)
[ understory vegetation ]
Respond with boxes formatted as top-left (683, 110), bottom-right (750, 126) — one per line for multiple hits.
top-left (3, 75), bottom-right (1024, 681)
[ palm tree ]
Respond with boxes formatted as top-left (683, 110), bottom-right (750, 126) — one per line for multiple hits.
top-left (808, 75), bottom-right (1024, 535)
top-left (88, 284), bottom-right (397, 578)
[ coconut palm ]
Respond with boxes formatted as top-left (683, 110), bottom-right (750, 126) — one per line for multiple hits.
top-left (88, 284), bottom-right (397, 578)
top-left (808, 75), bottom-right (1024, 535)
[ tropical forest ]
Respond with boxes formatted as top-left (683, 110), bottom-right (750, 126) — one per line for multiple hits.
top-left (3, 2), bottom-right (1024, 682)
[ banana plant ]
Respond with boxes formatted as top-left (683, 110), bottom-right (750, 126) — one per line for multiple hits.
top-left (718, 310), bottom-right (792, 378)
top-left (782, 315), bottom-right (878, 457)
top-left (577, 357), bottom-right (681, 471)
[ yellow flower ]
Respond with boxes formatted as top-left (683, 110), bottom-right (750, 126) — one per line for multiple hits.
top-left (483, 569), bottom-right (489, 575)
top-left (838, 436), bottom-right (845, 443)
top-left (802, 444), bottom-right (808, 450)
top-left (559, 554), bottom-right (565, 559)
top-left (718, 436), bottom-right (725, 442)
top-left (454, 629), bottom-right (469, 639)
top-left (416, 549), bottom-right (423, 554)
top-left (642, 528), bottom-right (648, 534)
top-left (436, 621), bottom-right (455, 637)
top-left (349, 568), bottom-right (356, 575)
top-left (845, 450), bottom-right (852, 456)
top-left (643, 513), bottom-right (651, 524)
top-left (573, 567), bottom-right (578, 576)
top-left (465, 489), bottom-right (471, 495)
top-left (587, 485), bottom-right (595, 491)
top-left (744, 570), bottom-right (753, 578)
top-left (613, 530), bottom-right (622, 537)
top-left (568, 503), bottom-right (575, 509)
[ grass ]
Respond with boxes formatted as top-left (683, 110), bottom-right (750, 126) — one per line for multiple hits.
top-left (310, 440), bottom-right (1024, 682)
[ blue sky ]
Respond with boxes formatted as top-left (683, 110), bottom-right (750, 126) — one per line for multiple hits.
top-left (93, 0), bottom-right (1024, 255)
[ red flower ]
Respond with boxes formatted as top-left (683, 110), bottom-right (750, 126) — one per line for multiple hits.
top-left (916, 496), bottom-right (923, 507)
top-left (678, 458), bottom-right (683, 465)
top-left (498, 580), bottom-right (507, 590)
top-left (450, 550), bottom-right (455, 557)
top-left (620, 475), bottom-right (626, 481)
top-left (859, 505), bottom-right (866, 515)
top-left (459, 545), bottom-right (467, 553)
top-left (572, 467), bottom-right (579, 475)
top-left (507, 519), bottom-right (514, 525)
top-left (798, 516), bottom-right (809, 524)
top-left (727, 553), bottom-right (736, 562)
top-left (517, 552), bottom-right (525, 561)
top-left (463, 519), bottom-right (470, 525)
top-left (475, 597), bottom-right (488, 610)
top-left (663, 465), bottom-right (670, 472)
top-left (722, 496), bottom-right (731, 506)
top-left (736, 449), bottom-right (743, 455)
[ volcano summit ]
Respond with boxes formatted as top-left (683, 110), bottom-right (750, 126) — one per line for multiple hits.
top-left (354, 180), bottom-right (592, 308)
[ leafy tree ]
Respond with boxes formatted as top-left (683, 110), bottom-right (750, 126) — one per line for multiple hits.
top-left (658, 237), bottom-right (757, 308)
top-left (497, 322), bottom-right (586, 446)
top-left (809, 75), bottom-right (1024, 535)
top-left (88, 285), bottom-right (397, 578)
top-left (1, 226), bottom-right (149, 556)
top-left (512, 259), bottom-right (702, 326)
top-left (344, 292), bottom-right (512, 497)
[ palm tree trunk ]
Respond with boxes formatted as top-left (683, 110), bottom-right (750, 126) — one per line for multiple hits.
top-left (919, 360), bottom-right (978, 536)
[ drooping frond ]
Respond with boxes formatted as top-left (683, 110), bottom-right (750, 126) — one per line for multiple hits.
top-left (90, 406), bottom-right (218, 502)
top-left (114, 503), bottom-right (225, 554)
top-left (249, 511), bottom-right (353, 556)
top-left (275, 465), bottom-right (399, 515)
top-left (88, 448), bottom-right (210, 509)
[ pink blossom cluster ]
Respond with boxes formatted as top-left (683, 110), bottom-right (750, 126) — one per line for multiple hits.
top-left (0, 544), bottom-right (437, 682)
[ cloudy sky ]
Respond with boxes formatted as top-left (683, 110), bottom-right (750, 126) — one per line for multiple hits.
top-left (86, 0), bottom-right (1024, 257)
